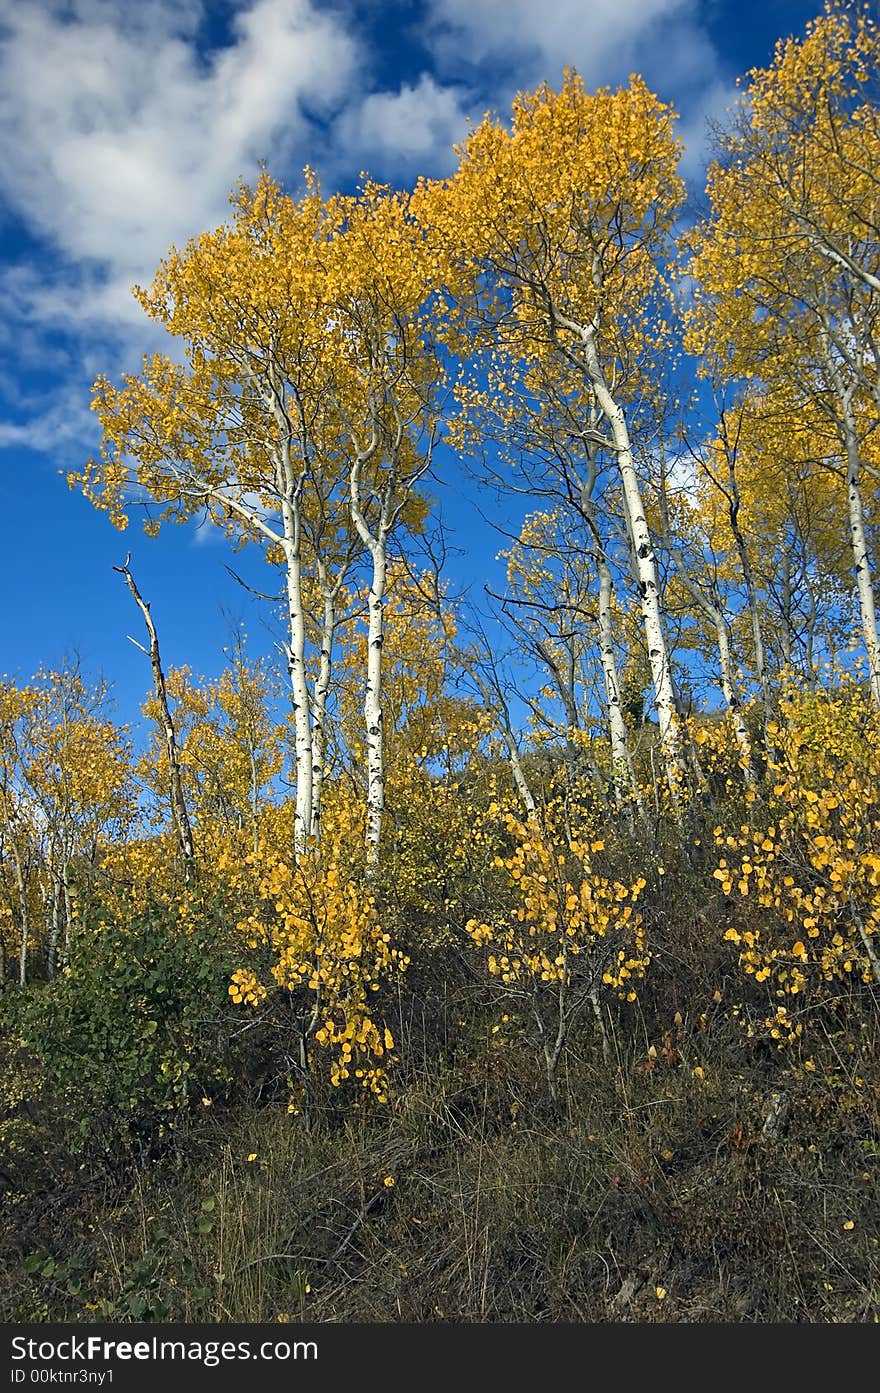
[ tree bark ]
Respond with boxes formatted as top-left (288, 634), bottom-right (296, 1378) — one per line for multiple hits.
top-left (309, 563), bottom-right (338, 844)
top-left (46, 867), bottom-right (63, 979)
top-left (825, 364), bottom-right (880, 709)
top-left (710, 410), bottom-right (774, 734)
top-left (576, 326), bottom-right (686, 797)
top-left (114, 560), bottom-right (196, 880)
top-left (282, 538), bottom-right (314, 856)
top-left (361, 538), bottom-right (388, 867)
top-left (349, 451), bottom-right (392, 869)
top-left (595, 551), bottom-right (643, 815)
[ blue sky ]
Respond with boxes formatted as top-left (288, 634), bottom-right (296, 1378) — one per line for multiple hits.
top-left (0, 0), bottom-right (825, 725)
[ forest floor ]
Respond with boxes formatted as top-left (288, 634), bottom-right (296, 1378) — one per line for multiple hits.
top-left (3, 956), bottom-right (878, 1324)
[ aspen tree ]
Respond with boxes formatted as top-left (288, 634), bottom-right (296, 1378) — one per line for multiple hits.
top-left (686, 2), bottom-right (880, 705)
top-left (81, 176), bottom-right (439, 861)
top-left (78, 177), bottom-right (347, 854)
top-left (329, 186), bottom-right (442, 865)
top-left (0, 669), bottom-right (135, 980)
top-left (417, 72), bottom-right (688, 794)
top-left (653, 448), bottom-right (757, 783)
top-left (0, 684), bottom-right (38, 986)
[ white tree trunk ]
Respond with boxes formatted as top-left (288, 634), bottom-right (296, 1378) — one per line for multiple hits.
top-left (846, 466), bottom-right (880, 708)
top-left (361, 539), bottom-right (388, 866)
top-left (713, 611), bottom-right (757, 784)
top-left (508, 744), bottom-right (537, 818)
top-left (46, 867), bottom-right (62, 979)
top-left (667, 539), bottom-right (757, 785)
top-left (577, 328), bottom-right (685, 794)
top-left (309, 569), bottom-right (337, 843)
top-left (283, 540), bottom-right (314, 856)
top-left (821, 339), bottom-right (880, 710)
top-left (838, 386), bottom-right (880, 709)
top-left (248, 743), bottom-right (260, 856)
top-left (349, 437), bottom-right (395, 868)
top-left (596, 553), bottom-right (643, 815)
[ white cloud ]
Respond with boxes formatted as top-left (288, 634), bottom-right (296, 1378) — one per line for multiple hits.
top-left (675, 79), bottom-right (740, 182)
top-left (0, 0), bottom-right (738, 464)
top-left (0, 379), bottom-right (94, 453)
top-left (335, 74), bottom-right (470, 177)
top-left (0, 0), bottom-right (358, 335)
top-left (427, 0), bottom-right (699, 88)
top-left (424, 0), bottom-right (735, 179)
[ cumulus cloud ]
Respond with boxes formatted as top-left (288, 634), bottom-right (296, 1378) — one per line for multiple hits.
top-left (427, 0), bottom-right (698, 87)
top-left (675, 78), bottom-right (741, 183)
top-left (424, 0), bottom-right (735, 177)
top-left (0, 378), bottom-right (95, 454)
top-left (0, 0), bottom-right (737, 462)
top-left (0, 0), bottom-right (365, 457)
top-left (0, 0), bottom-right (358, 334)
top-left (335, 74), bottom-right (471, 178)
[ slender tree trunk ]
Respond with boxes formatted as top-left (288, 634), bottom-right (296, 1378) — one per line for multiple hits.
top-left (247, 742), bottom-right (260, 856)
top-left (361, 538), bottom-right (388, 866)
top-left (845, 460), bottom-right (880, 708)
top-left (778, 553), bottom-right (794, 669)
top-left (282, 540), bottom-right (314, 857)
top-left (472, 670), bottom-right (538, 818)
top-left (596, 554), bottom-right (643, 815)
top-left (578, 329), bottom-right (686, 796)
top-left (115, 560), bottom-right (196, 880)
top-left (46, 870), bottom-right (62, 979)
top-left (725, 472), bottom-right (772, 729)
top-left (713, 611), bottom-right (757, 784)
top-left (265, 379), bottom-right (315, 859)
top-left (349, 445), bottom-right (394, 869)
top-left (11, 845), bottom-right (29, 988)
top-left (61, 860), bottom-right (72, 960)
top-left (671, 560), bottom-right (757, 785)
top-left (531, 638), bottom-right (585, 781)
top-left (508, 744), bottom-right (537, 818)
top-left (576, 459), bottom-right (642, 813)
top-left (590, 987), bottom-right (613, 1067)
top-left (309, 568), bottom-right (337, 843)
top-left (799, 549), bottom-right (819, 683)
top-left (853, 908), bottom-right (880, 986)
top-left (534, 989), bottom-right (564, 1115)
top-left (41, 868), bottom-right (52, 969)
top-left (829, 374), bottom-right (880, 708)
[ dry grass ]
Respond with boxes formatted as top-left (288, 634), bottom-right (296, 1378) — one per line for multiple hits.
top-left (4, 995), bottom-right (878, 1324)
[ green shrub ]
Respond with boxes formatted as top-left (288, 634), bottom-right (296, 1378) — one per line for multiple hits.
top-left (12, 903), bottom-right (244, 1149)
